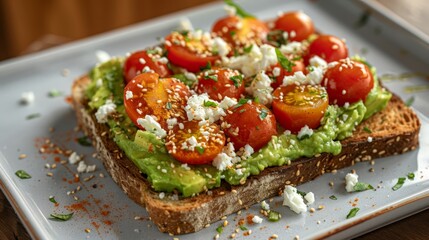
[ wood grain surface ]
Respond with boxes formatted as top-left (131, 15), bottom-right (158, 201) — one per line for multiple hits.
top-left (1, 0), bottom-right (428, 239)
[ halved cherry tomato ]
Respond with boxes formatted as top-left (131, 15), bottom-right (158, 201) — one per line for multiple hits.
top-left (266, 60), bottom-right (306, 89)
top-left (123, 50), bottom-right (171, 83)
top-left (212, 15), bottom-right (269, 50)
top-left (164, 32), bottom-right (220, 73)
top-left (322, 59), bottom-right (374, 106)
top-left (196, 67), bottom-right (245, 101)
top-left (273, 11), bottom-right (314, 42)
top-left (165, 121), bottom-right (226, 164)
top-left (272, 84), bottom-right (328, 133)
top-left (304, 35), bottom-right (348, 65)
top-left (124, 73), bottom-right (190, 130)
top-left (222, 101), bottom-right (277, 151)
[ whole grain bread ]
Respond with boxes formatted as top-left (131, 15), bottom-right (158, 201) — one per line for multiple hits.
top-left (71, 75), bottom-right (420, 235)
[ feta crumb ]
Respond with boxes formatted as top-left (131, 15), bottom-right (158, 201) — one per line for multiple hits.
top-left (212, 37), bottom-right (230, 57)
top-left (297, 125), bottom-right (313, 139)
top-left (212, 153), bottom-right (233, 171)
top-left (159, 192), bottom-right (165, 199)
top-left (261, 200), bottom-right (270, 211)
top-left (283, 185), bottom-right (307, 214)
top-left (95, 50), bottom-right (111, 63)
top-left (367, 136), bottom-right (373, 142)
top-left (166, 118), bottom-right (178, 129)
top-left (246, 71), bottom-right (273, 106)
top-left (345, 173), bottom-right (359, 192)
top-left (68, 152), bottom-right (81, 164)
top-left (181, 164), bottom-right (191, 171)
top-left (219, 96), bottom-right (238, 110)
top-left (136, 115), bottom-right (167, 139)
top-left (280, 41), bottom-right (303, 55)
top-left (125, 90), bottom-right (133, 100)
top-left (241, 144), bottom-right (254, 159)
top-left (235, 168), bottom-right (243, 176)
top-left (309, 56), bottom-right (328, 68)
top-left (178, 18), bottom-right (194, 31)
top-left (96, 78), bottom-right (103, 88)
top-left (184, 93), bottom-right (225, 123)
top-left (20, 92), bottom-right (35, 105)
top-left (86, 164), bottom-right (96, 173)
top-left (252, 215), bottom-right (263, 224)
top-left (224, 4), bottom-right (236, 16)
top-left (272, 67), bottom-right (281, 77)
top-left (95, 100), bottom-right (117, 123)
top-left (77, 161), bottom-right (87, 173)
top-left (304, 192), bottom-right (315, 205)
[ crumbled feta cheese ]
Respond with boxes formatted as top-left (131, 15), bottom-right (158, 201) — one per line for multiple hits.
top-left (284, 130), bottom-right (292, 135)
top-left (68, 152), bottom-right (81, 164)
top-left (367, 136), bottom-right (373, 142)
top-left (309, 56), bottom-right (328, 68)
top-left (136, 115), bottom-right (167, 139)
top-left (183, 71), bottom-right (198, 82)
top-left (306, 67), bottom-right (325, 85)
top-left (259, 44), bottom-right (278, 72)
top-left (252, 215), bottom-right (263, 224)
top-left (219, 96), bottom-right (238, 109)
top-left (247, 71), bottom-right (273, 106)
top-left (181, 164), bottom-right (191, 171)
top-left (178, 18), bottom-right (194, 31)
top-left (282, 71), bottom-right (307, 86)
top-left (223, 142), bottom-right (236, 157)
top-left (304, 192), bottom-right (315, 205)
top-left (182, 136), bottom-right (199, 151)
top-left (95, 50), bottom-right (111, 63)
top-left (280, 41), bottom-right (303, 55)
top-left (77, 161), bottom-right (87, 173)
top-left (95, 100), bottom-right (117, 123)
top-left (261, 200), bottom-right (270, 211)
top-left (241, 144), bottom-right (254, 159)
top-left (235, 168), bottom-right (243, 176)
top-left (212, 37), bottom-right (230, 57)
top-left (159, 192), bottom-right (165, 199)
top-left (184, 93), bottom-right (225, 123)
top-left (212, 153), bottom-right (233, 171)
top-left (166, 118), bottom-right (178, 129)
top-left (345, 173), bottom-right (359, 192)
top-left (96, 78), bottom-right (103, 88)
top-left (297, 125), bottom-right (313, 139)
top-left (125, 90), bottom-right (133, 100)
top-left (272, 67), bottom-right (281, 77)
top-left (224, 4), bottom-right (236, 16)
top-left (20, 92), bottom-right (35, 105)
top-left (282, 185), bottom-right (307, 214)
top-left (86, 164), bottom-right (96, 173)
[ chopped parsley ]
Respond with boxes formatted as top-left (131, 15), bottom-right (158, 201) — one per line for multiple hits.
top-left (204, 74), bottom-right (218, 81)
top-left (407, 172), bottom-right (415, 180)
top-left (26, 113), bottom-right (41, 120)
top-left (239, 225), bottom-right (248, 231)
top-left (275, 48), bottom-right (294, 72)
top-left (259, 108), bottom-right (268, 120)
top-left (146, 49), bottom-right (159, 55)
top-left (297, 190), bottom-right (307, 198)
top-left (243, 45), bottom-right (253, 53)
top-left (50, 212), bottom-right (74, 221)
top-left (392, 177), bottom-right (406, 191)
top-left (363, 127), bottom-right (372, 133)
top-left (203, 100), bottom-right (218, 107)
top-left (166, 102), bottom-right (172, 110)
top-left (48, 89), bottom-right (63, 97)
top-left (49, 196), bottom-right (58, 204)
top-left (200, 62), bottom-right (212, 71)
top-left (224, 0), bottom-right (255, 18)
top-left (353, 182), bottom-right (374, 192)
top-left (229, 75), bottom-right (243, 87)
top-left (77, 136), bottom-right (92, 147)
top-left (355, 11), bottom-right (371, 28)
top-left (329, 195), bottom-right (337, 200)
top-left (405, 96), bottom-right (415, 107)
top-left (196, 146), bottom-right (205, 155)
top-left (173, 74), bottom-right (196, 87)
top-left (216, 225), bottom-right (224, 234)
top-left (234, 98), bottom-right (252, 108)
top-left (268, 210), bottom-right (281, 222)
top-left (346, 207), bottom-right (359, 219)
top-left (15, 170), bottom-right (31, 179)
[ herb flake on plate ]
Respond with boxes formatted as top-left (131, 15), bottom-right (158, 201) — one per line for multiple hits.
top-left (346, 207), bottom-right (360, 219)
top-left (26, 113), bottom-right (41, 120)
top-left (15, 170), bottom-right (31, 179)
top-left (50, 212), bottom-right (74, 221)
top-left (392, 177), bottom-right (406, 191)
top-left (407, 172), bottom-right (415, 180)
top-left (49, 196), bottom-right (58, 204)
top-left (329, 195), bottom-right (337, 200)
top-left (77, 136), bottom-right (92, 146)
top-left (48, 89), bottom-right (63, 97)
top-left (353, 182), bottom-right (374, 192)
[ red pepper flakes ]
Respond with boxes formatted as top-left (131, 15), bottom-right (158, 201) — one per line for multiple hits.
top-left (246, 214), bottom-right (255, 224)
top-left (92, 221), bottom-right (100, 230)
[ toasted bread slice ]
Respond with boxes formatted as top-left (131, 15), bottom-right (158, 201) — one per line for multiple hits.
top-left (71, 75), bottom-right (420, 234)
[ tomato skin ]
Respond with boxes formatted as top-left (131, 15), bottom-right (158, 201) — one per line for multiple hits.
top-left (266, 60), bottom-right (306, 89)
top-left (274, 11), bottom-right (315, 42)
top-left (223, 102), bottom-right (277, 151)
top-left (123, 50), bottom-right (171, 83)
top-left (123, 73), bottom-right (190, 130)
top-left (212, 15), bottom-right (269, 49)
top-left (322, 59), bottom-right (374, 106)
top-left (196, 67), bottom-right (245, 101)
top-left (304, 35), bottom-right (348, 65)
top-left (272, 84), bottom-right (329, 133)
top-left (164, 33), bottom-right (220, 73)
top-left (165, 121), bottom-right (226, 165)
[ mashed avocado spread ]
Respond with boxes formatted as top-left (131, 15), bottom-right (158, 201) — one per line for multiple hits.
top-left (85, 58), bottom-right (391, 197)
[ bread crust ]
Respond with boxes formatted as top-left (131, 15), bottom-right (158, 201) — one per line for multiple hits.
top-left (71, 75), bottom-right (420, 234)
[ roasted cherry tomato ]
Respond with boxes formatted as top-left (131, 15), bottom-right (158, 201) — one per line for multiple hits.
top-left (164, 32), bottom-right (220, 73)
top-left (123, 49), bottom-right (171, 83)
top-left (212, 15), bottom-right (269, 50)
top-left (322, 59), bottom-right (374, 106)
top-left (272, 84), bottom-right (329, 133)
top-left (124, 73), bottom-right (190, 130)
top-left (222, 102), bottom-right (277, 151)
top-left (266, 60), bottom-right (306, 89)
top-left (304, 35), bottom-right (348, 65)
top-left (196, 67), bottom-right (245, 101)
top-left (273, 11), bottom-right (315, 42)
top-left (165, 121), bottom-right (226, 164)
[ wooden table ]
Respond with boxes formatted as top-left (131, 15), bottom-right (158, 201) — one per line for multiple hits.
top-left (1, 0), bottom-right (428, 239)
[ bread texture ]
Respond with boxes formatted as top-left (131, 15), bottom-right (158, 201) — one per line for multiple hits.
top-left (71, 75), bottom-right (420, 235)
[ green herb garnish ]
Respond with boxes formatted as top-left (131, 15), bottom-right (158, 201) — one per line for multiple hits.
top-left (239, 225), bottom-right (248, 231)
top-left (203, 100), bottom-right (218, 107)
top-left (392, 177), bottom-right (406, 191)
top-left (234, 98), bottom-right (251, 108)
top-left (329, 195), bottom-right (337, 200)
top-left (49, 196), bottom-right (57, 204)
top-left (50, 212), bottom-right (74, 221)
top-left (196, 146), bottom-right (205, 155)
top-left (346, 207), bottom-right (360, 219)
top-left (353, 182), bottom-right (374, 192)
top-left (216, 225), bottom-right (224, 234)
top-left (363, 127), bottom-right (372, 133)
top-left (259, 108), bottom-right (268, 120)
top-left (405, 96), bottom-right (415, 107)
top-left (166, 102), bottom-right (172, 110)
top-left (200, 62), bottom-right (212, 71)
top-left (224, 0), bottom-right (255, 18)
top-left (243, 45), bottom-right (253, 53)
top-left (48, 89), bottom-right (63, 97)
top-left (356, 11), bottom-right (371, 28)
top-left (275, 48), bottom-right (294, 72)
top-left (77, 136), bottom-right (92, 147)
top-left (173, 74), bottom-right (196, 87)
top-left (407, 172), bottom-right (415, 180)
top-left (297, 190), bottom-right (307, 198)
top-left (146, 49), bottom-right (159, 55)
top-left (268, 211), bottom-right (281, 222)
top-left (229, 75), bottom-right (243, 87)
top-left (26, 113), bottom-right (41, 120)
top-left (15, 170), bottom-right (31, 179)
top-left (204, 74), bottom-right (218, 81)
